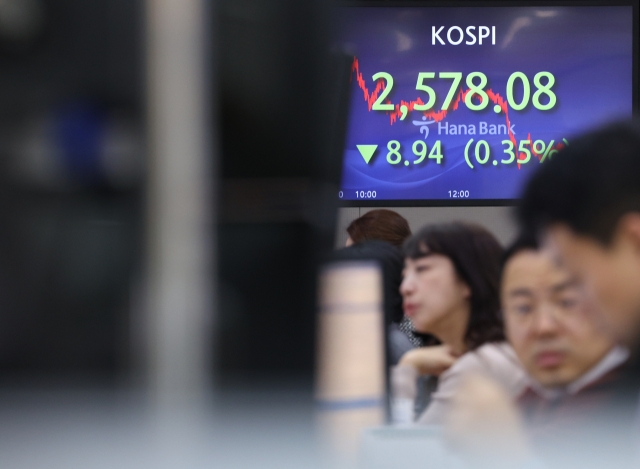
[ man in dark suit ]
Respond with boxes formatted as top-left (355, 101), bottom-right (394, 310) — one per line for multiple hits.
top-left (501, 239), bottom-right (630, 455)
top-left (513, 120), bottom-right (640, 464)
top-left (447, 237), bottom-right (634, 468)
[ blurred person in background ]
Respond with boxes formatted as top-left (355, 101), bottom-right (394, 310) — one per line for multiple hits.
top-left (332, 240), bottom-right (412, 365)
top-left (345, 209), bottom-right (411, 248)
top-left (518, 121), bottom-right (640, 403)
top-left (392, 222), bottom-right (522, 425)
top-left (344, 209), bottom-right (425, 353)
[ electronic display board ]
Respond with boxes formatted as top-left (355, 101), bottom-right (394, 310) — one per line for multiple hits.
top-left (337, 4), bottom-right (637, 204)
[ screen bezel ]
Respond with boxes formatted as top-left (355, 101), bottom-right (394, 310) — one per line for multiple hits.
top-left (337, 0), bottom-right (640, 207)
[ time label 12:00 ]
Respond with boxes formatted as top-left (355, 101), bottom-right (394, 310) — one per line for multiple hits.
top-left (371, 71), bottom-right (556, 113)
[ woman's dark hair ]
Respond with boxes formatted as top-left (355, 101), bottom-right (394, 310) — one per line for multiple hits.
top-left (347, 209), bottom-right (411, 248)
top-left (403, 222), bottom-right (505, 350)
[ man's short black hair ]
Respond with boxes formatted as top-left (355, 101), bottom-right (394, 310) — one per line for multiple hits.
top-left (518, 119), bottom-right (640, 245)
top-left (502, 233), bottom-right (538, 268)
top-left (500, 233), bottom-right (538, 285)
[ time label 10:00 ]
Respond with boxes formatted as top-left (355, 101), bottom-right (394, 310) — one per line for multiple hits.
top-left (337, 191), bottom-right (377, 199)
top-left (372, 71), bottom-right (556, 112)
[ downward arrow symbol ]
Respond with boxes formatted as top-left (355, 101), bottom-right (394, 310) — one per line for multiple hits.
top-left (357, 145), bottom-right (378, 164)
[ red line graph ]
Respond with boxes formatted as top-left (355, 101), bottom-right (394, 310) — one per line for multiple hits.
top-left (350, 57), bottom-right (565, 167)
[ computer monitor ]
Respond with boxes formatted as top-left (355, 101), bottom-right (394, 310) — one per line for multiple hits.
top-left (336, 2), bottom-right (638, 205)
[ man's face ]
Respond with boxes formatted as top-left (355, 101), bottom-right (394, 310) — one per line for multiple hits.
top-left (545, 222), bottom-right (640, 347)
top-left (502, 249), bottom-right (614, 388)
